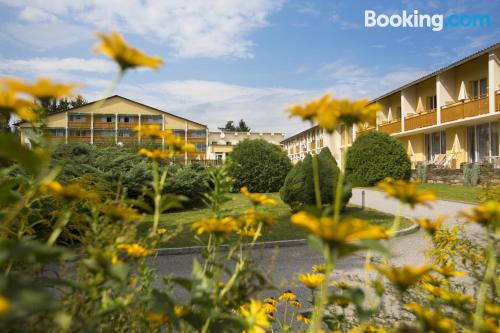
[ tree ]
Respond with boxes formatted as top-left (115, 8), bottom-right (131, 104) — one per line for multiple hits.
top-left (345, 131), bottom-right (411, 187)
top-left (227, 139), bottom-right (292, 192)
top-left (41, 95), bottom-right (88, 114)
top-left (236, 119), bottom-right (250, 132)
top-left (219, 119), bottom-right (251, 132)
top-left (280, 148), bottom-right (351, 211)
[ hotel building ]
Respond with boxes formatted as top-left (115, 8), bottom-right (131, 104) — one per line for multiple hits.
top-left (282, 43), bottom-right (500, 169)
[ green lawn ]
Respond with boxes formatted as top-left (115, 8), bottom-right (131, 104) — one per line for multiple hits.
top-left (139, 193), bottom-right (412, 248)
top-left (416, 183), bottom-right (484, 203)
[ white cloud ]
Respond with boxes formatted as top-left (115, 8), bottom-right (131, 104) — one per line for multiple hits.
top-left (330, 14), bottom-right (360, 30)
top-left (0, 0), bottom-right (284, 58)
top-left (0, 22), bottom-right (91, 50)
top-left (0, 57), bottom-right (116, 75)
top-left (19, 7), bottom-right (59, 23)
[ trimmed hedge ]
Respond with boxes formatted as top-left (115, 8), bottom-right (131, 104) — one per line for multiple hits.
top-left (227, 139), bottom-right (292, 193)
top-left (280, 148), bottom-right (351, 211)
top-left (345, 131), bottom-right (411, 187)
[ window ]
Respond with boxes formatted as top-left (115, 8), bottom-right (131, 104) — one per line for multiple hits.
top-left (226, 142), bottom-right (232, 146)
top-left (68, 129), bottom-right (91, 137)
top-left (118, 115), bottom-right (136, 123)
top-left (118, 129), bottom-right (133, 137)
top-left (425, 131), bottom-right (446, 161)
top-left (49, 128), bottom-right (65, 137)
top-left (426, 95), bottom-right (437, 111)
top-left (69, 114), bottom-right (88, 122)
top-left (470, 78), bottom-right (487, 99)
top-left (95, 130), bottom-right (115, 137)
top-left (467, 122), bottom-right (499, 162)
top-left (189, 130), bottom-right (207, 138)
top-left (173, 130), bottom-right (185, 137)
top-left (106, 116), bottom-right (113, 123)
top-left (195, 143), bottom-right (207, 152)
top-left (143, 115), bottom-right (162, 123)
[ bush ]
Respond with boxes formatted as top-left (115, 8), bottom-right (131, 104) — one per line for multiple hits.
top-left (415, 163), bottom-right (428, 183)
top-left (345, 131), bottom-right (411, 187)
top-left (227, 139), bottom-right (292, 192)
top-left (166, 164), bottom-right (210, 208)
top-left (463, 163), bottom-right (480, 186)
top-left (280, 148), bottom-right (351, 211)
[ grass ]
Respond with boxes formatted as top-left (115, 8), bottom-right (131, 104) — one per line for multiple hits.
top-left (415, 183), bottom-right (484, 203)
top-left (139, 193), bottom-right (413, 248)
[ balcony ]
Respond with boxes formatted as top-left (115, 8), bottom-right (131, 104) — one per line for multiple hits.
top-left (94, 121), bottom-right (115, 129)
top-left (68, 120), bottom-right (91, 128)
top-left (117, 122), bottom-right (137, 129)
top-left (378, 119), bottom-right (401, 134)
top-left (441, 96), bottom-right (489, 123)
top-left (404, 110), bottom-right (437, 131)
top-left (94, 136), bottom-right (116, 144)
top-left (67, 136), bottom-right (91, 143)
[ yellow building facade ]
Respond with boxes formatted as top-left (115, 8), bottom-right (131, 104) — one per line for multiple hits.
top-left (283, 43), bottom-right (500, 169)
top-left (17, 95), bottom-right (209, 162)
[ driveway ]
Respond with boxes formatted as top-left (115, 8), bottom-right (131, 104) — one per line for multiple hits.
top-left (151, 188), bottom-right (480, 301)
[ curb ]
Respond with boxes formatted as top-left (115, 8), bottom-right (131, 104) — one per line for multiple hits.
top-left (155, 224), bottom-right (420, 256)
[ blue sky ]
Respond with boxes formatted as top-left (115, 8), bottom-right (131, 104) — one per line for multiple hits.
top-left (0, 0), bottom-right (498, 134)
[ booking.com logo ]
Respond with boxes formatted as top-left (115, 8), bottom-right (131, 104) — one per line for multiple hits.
top-left (365, 10), bottom-right (491, 31)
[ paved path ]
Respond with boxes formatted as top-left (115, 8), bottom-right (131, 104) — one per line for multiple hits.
top-left (151, 188), bottom-right (480, 302)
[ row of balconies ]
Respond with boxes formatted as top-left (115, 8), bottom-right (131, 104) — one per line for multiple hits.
top-left (376, 93), bottom-right (499, 135)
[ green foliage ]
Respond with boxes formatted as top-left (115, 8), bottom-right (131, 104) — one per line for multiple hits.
top-left (227, 139), bottom-right (292, 192)
top-left (345, 131), bottom-right (411, 187)
top-left (415, 163), bottom-right (428, 183)
top-left (280, 148), bottom-right (351, 211)
top-left (463, 163), bottom-right (480, 187)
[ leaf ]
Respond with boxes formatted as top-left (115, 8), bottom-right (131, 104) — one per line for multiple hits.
top-left (0, 133), bottom-right (46, 174)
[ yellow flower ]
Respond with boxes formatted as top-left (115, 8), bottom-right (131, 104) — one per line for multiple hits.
top-left (262, 302), bottom-right (277, 315)
top-left (191, 217), bottom-right (238, 236)
top-left (483, 317), bottom-right (500, 333)
top-left (290, 300), bottom-right (302, 308)
top-left (291, 211), bottom-right (387, 246)
top-left (287, 94), bottom-right (331, 122)
top-left (312, 264), bottom-right (326, 273)
top-left (296, 314), bottom-right (311, 325)
top-left (3, 77), bottom-right (75, 100)
top-left (421, 284), bottom-right (474, 306)
top-left (146, 312), bottom-right (169, 328)
top-left (134, 124), bottom-right (164, 138)
top-left (316, 98), bottom-right (380, 132)
top-left (0, 295), bottom-right (9, 316)
top-left (405, 303), bottom-right (456, 333)
top-left (99, 204), bottom-right (142, 221)
top-left (485, 303), bottom-right (500, 316)
top-left (40, 181), bottom-right (98, 201)
top-left (240, 187), bottom-right (278, 206)
top-left (278, 290), bottom-right (297, 302)
top-left (332, 281), bottom-right (353, 290)
top-left (377, 177), bottom-right (437, 208)
top-left (117, 243), bottom-right (155, 257)
top-left (433, 263), bottom-right (466, 278)
top-left (138, 148), bottom-right (171, 159)
top-left (421, 274), bottom-right (449, 287)
top-left (174, 305), bottom-right (189, 317)
top-left (332, 295), bottom-right (350, 308)
top-left (0, 90), bottom-right (38, 121)
top-left (370, 264), bottom-right (431, 292)
top-left (95, 32), bottom-right (163, 71)
top-left (459, 200), bottom-right (500, 229)
top-left (157, 228), bottom-right (167, 235)
top-left (239, 209), bottom-right (276, 227)
top-left (239, 299), bottom-right (270, 333)
top-left (236, 228), bottom-right (261, 238)
top-left (349, 325), bottom-right (387, 333)
top-left (298, 273), bottom-right (325, 289)
top-left (416, 215), bottom-right (444, 236)
top-left (263, 297), bottom-right (278, 306)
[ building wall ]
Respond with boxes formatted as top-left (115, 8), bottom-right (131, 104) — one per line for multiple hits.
top-left (398, 134), bottom-right (425, 168)
top-left (454, 54), bottom-right (488, 100)
top-left (416, 78), bottom-right (435, 113)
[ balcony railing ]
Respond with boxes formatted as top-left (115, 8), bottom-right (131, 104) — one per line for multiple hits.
top-left (404, 110), bottom-right (437, 131)
top-left (67, 136), bottom-right (91, 142)
top-left (94, 122), bottom-right (115, 129)
top-left (441, 96), bottom-right (489, 123)
top-left (68, 121), bottom-right (91, 128)
top-left (378, 119), bottom-right (401, 134)
top-left (117, 122), bottom-right (137, 129)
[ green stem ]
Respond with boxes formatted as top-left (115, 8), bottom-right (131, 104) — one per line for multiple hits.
top-left (90, 70), bottom-right (123, 113)
top-left (311, 154), bottom-right (322, 209)
top-left (151, 159), bottom-right (160, 235)
top-left (473, 236), bottom-right (497, 332)
top-left (309, 246), bottom-right (334, 333)
top-left (47, 211), bottom-right (71, 246)
top-left (334, 149), bottom-right (347, 222)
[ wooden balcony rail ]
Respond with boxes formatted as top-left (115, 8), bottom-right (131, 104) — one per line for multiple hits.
top-left (93, 122), bottom-right (115, 129)
top-left (67, 136), bottom-right (91, 142)
top-left (404, 110), bottom-right (437, 131)
top-left (94, 137), bottom-right (116, 143)
top-left (378, 119), bottom-right (401, 135)
top-left (68, 121), bottom-right (91, 128)
top-left (117, 122), bottom-right (137, 129)
top-left (441, 96), bottom-right (489, 123)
